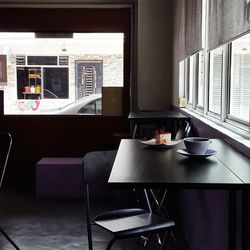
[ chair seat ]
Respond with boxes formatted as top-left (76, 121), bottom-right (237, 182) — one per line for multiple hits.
top-left (95, 208), bottom-right (175, 239)
top-left (95, 208), bottom-right (147, 221)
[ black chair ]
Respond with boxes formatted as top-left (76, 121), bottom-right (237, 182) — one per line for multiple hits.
top-left (174, 121), bottom-right (191, 140)
top-left (83, 150), bottom-right (175, 250)
top-left (0, 132), bottom-right (20, 250)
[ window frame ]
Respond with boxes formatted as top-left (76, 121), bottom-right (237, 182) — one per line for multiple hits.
top-left (181, 42), bottom-right (250, 135)
top-left (195, 51), bottom-right (205, 111)
top-left (179, 0), bottom-right (250, 137)
top-left (226, 42), bottom-right (250, 127)
top-left (185, 54), bottom-right (199, 110)
top-left (207, 46), bottom-right (224, 119)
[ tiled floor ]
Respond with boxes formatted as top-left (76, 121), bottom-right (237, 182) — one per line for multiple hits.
top-left (0, 191), bottom-right (177, 250)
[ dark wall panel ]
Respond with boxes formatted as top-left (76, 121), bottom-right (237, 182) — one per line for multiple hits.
top-left (0, 115), bottom-right (129, 192)
top-left (0, 8), bottom-right (131, 33)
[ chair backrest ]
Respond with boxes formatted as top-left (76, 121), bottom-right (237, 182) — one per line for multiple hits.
top-left (83, 150), bottom-right (151, 210)
top-left (83, 150), bottom-right (117, 185)
top-left (175, 121), bottom-right (191, 140)
top-left (83, 150), bottom-right (118, 250)
top-left (0, 132), bottom-right (12, 189)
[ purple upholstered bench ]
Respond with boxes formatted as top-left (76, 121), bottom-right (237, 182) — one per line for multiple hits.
top-left (36, 157), bottom-right (83, 197)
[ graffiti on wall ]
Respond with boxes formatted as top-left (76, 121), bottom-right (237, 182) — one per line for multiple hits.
top-left (17, 100), bottom-right (40, 111)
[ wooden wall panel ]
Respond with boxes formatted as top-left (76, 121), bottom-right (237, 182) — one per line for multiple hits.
top-left (0, 8), bottom-right (131, 32)
top-left (0, 116), bottom-right (130, 191)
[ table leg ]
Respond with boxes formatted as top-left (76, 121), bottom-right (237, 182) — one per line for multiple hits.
top-left (241, 190), bottom-right (249, 250)
top-left (228, 190), bottom-right (237, 250)
top-left (143, 189), bottom-right (167, 247)
top-left (143, 189), bottom-right (152, 213)
top-left (149, 189), bottom-right (169, 217)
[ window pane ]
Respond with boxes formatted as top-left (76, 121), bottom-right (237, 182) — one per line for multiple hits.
top-left (208, 47), bottom-right (223, 115)
top-left (17, 67), bottom-right (41, 100)
top-left (229, 34), bottom-right (250, 122)
top-left (188, 56), bottom-right (194, 104)
top-left (28, 56), bottom-right (57, 65)
top-left (197, 51), bottom-right (204, 107)
top-left (43, 68), bottom-right (69, 99)
top-left (178, 60), bottom-right (185, 98)
top-left (0, 32), bottom-right (124, 115)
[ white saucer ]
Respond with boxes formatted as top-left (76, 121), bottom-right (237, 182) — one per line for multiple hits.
top-left (177, 148), bottom-right (217, 158)
top-left (139, 139), bottom-right (182, 148)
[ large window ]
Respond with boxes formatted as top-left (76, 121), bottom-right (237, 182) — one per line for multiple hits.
top-left (0, 7), bottom-right (131, 115)
top-left (179, 5), bottom-right (250, 135)
top-left (0, 32), bottom-right (124, 115)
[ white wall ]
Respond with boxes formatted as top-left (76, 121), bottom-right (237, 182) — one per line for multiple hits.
top-left (0, 37), bottom-right (123, 55)
top-left (137, 0), bottom-right (173, 110)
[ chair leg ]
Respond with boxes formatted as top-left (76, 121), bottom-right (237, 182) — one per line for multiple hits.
top-left (84, 184), bottom-right (93, 250)
top-left (0, 227), bottom-right (20, 250)
top-left (143, 236), bottom-right (152, 250)
top-left (170, 230), bottom-right (176, 243)
top-left (137, 235), bottom-right (149, 248)
top-left (106, 237), bottom-right (117, 250)
top-left (160, 231), bottom-right (169, 250)
top-left (86, 223), bottom-right (93, 250)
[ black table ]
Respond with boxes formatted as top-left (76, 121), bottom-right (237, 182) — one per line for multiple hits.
top-left (108, 139), bottom-right (250, 249)
top-left (108, 139), bottom-right (250, 188)
top-left (128, 111), bottom-right (189, 138)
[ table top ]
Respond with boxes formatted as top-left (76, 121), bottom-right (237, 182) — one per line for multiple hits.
top-left (37, 157), bottom-right (82, 165)
top-left (108, 139), bottom-right (250, 189)
top-left (128, 110), bottom-right (188, 120)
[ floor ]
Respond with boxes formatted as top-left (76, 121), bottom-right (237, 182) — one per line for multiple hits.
top-left (0, 191), bottom-right (177, 250)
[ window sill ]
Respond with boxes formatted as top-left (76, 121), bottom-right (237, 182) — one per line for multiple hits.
top-left (179, 107), bottom-right (250, 157)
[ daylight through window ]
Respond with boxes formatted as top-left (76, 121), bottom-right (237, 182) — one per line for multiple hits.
top-left (179, 0), bottom-right (250, 135)
top-left (0, 32), bottom-right (124, 115)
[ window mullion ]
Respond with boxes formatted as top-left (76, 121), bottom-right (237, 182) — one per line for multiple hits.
top-left (221, 44), bottom-right (229, 122)
top-left (185, 59), bottom-right (189, 101)
top-left (203, 0), bottom-right (209, 116)
top-left (203, 50), bottom-right (209, 116)
top-left (249, 109), bottom-right (250, 133)
top-left (192, 54), bottom-right (198, 109)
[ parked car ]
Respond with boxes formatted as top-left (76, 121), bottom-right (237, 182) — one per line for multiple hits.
top-left (40, 94), bottom-right (102, 115)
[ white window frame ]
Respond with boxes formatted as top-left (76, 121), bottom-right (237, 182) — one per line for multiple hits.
top-left (179, 0), bottom-right (250, 137)
top-left (195, 51), bottom-right (205, 111)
